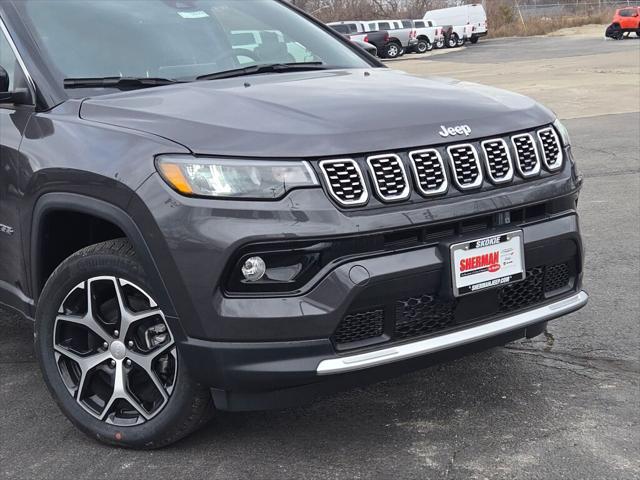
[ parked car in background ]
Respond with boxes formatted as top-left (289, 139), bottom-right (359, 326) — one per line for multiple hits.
top-left (327, 21), bottom-right (367, 35)
top-left (347, 31), bottom-right (388, 56)
top-left (328, 21), bottom-right (390, 58)
top-left (424, 3), bottom-right (488, 44)
top-left (411, 19), bottom-right (444, 53)
top-left (433, 23), bottom-right (473, 48)
top-left (328, 23), bottom-right (388, 57)
top-left (608, 7), bottom-right (640, 39)
top-left (364, 19), bottom-right (417, 58)
top-left (352, 38), bottom-right (377, 56)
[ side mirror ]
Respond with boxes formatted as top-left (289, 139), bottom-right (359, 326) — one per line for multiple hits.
top-left (0, 65), bottom-right (30, 105)
top-left (0, 66), bottom-right (9, 92)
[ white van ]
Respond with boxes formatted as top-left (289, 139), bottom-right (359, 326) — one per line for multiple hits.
top-left (424, 4), bottom-right (487, 44)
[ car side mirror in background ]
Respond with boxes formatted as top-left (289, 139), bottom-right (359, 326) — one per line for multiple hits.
top-left (0, 65), bottom-right (31, 105)
top-left (0, 65), bottom-right (9, 92)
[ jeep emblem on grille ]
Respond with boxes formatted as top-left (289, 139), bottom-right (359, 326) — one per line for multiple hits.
top-left (439, 125), bottom-right (472, 138)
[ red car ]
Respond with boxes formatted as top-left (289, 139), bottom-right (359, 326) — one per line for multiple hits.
top-left (609, 6), bottom-right (640, 39)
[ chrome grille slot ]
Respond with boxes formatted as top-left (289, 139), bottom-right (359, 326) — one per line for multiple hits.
top-left (409, 149), bottom-right (448, 196)
top-left (447, 144), bottom-right (483, 189)
top-left (366, 154), bottom-right (410, 202)
top-left (481, 138), bottom-right (513, 184)
top-left (512, 133), bottom-right (541, 177)
top-left (537, 127), bottom-right (563, 171)
top-left (319, 159), bottom-right (368, 207)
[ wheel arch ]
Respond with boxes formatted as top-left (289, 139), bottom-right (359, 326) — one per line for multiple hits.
top-left (31, 192), bottom-right (177, 318)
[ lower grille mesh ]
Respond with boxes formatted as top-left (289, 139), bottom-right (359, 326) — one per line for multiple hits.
top-left (395, 294), bottom-right (456, 340)
top-left (333, 309), bottom-right (384, 346)
top-left (498, 266), bottom-right (545, 312)
top-left (544, 263), bottom-right (570, 292)
top-left (333, 263), bottom-right (574, 349)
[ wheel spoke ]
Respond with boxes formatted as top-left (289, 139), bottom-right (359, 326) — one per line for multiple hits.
top-left (101, 362), bottom-right (152, 421)
top-left (55, 313), bottom-right (111, 343)
top-left (120, 308), bottom-right (165, 341)
top-left (127, 341), bottom-right (175, 401)
top-left (54, 346), bottom-right (111, 400)
top-left (127, 339), bottom-right (174, 372)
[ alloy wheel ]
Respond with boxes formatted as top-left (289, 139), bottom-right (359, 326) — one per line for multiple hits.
top-left (53, 276), bottom-right (177, 426)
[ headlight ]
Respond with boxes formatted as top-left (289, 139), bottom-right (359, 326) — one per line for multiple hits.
top-left (156, 155), bottom-right (319, 199)
top-left (553, 119), bottom-right (571, 147)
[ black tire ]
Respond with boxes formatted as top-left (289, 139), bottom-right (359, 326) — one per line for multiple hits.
top-left (456, 36), bottom-right (465, 47)
top-left (35, 239), bottom-right (214, 449)
top-left (415, 38), bottom-right (430, 54)
top-left (435, 38), bottom-right (445, 49)
top-left (470, 36), bottom-right (479, 44)
top-left (447, 33), bottom-right (459, 48)
top-left (384, 42), bottom-right (402, 59)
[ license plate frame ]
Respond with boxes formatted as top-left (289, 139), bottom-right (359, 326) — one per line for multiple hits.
top-left (450, 230), bottom-right (526, 297)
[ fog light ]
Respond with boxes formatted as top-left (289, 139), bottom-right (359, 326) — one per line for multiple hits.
top-left (242, 256), bottom-right (266, 282)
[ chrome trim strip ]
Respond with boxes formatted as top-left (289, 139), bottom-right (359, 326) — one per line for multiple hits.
top-left (366, 153), bottom-right (411, 202)
top-left (0, 15), bottom-right (36, 99)
top-left (511, 133), bottom-right (541, 178)
top-left (317, 291), bottom-right (588, 375)
top-left (537, 127), bottom-right (564, 172)
top-left (481, 138), bottom-right (514, 184)
top-left (318, 159), bottom-right (369, 207)
top-left (408, 148), bottom-right (449, 197)
top-left (446, 143), bottom-right (483, 190)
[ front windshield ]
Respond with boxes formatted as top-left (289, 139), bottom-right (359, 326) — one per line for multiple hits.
top-left (17, 0), bottom-right (371, 87)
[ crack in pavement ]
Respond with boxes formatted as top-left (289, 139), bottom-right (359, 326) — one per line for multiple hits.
top-left (582, 169), bottom-right (640, 178)
top-left (503, 346), bottom-right (639, 380)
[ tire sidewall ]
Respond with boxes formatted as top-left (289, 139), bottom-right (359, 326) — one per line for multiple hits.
top-left (448, 34), bottom-right (458, 48)
top-left (35, 247), bottom-right (203, 448)
top-left (416, 39), bottom-right (428, 53)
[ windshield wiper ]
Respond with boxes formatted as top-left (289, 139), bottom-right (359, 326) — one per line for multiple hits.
top-left (196, 62), bottom-right (328, 81)
top-left (63, 77), bottom-right (183, 91)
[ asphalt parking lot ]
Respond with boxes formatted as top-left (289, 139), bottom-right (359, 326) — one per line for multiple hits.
top-left (1, 31), bottom-right (639, 480)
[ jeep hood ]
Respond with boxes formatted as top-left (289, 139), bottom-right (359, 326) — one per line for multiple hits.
top-left (79, 69), bottom-right (555, 157)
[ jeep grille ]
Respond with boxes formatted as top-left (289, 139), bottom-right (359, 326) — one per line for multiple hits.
top-left (447, 144), bottom-right (483, 189)
top-left (512, 133), bottom-right (541, 177)
top-left (537, 127), bottom-right (563, 171)
top-left (481, 138), bottom-right (514, 184)
top-left (318, 125), bottom-right (563, 208)
top-left (319, 159), bottom-right (368, 207)
top-left (409, 149), bottom-right (448, 196)
top-left (366, 154), bottom-right (410, 202)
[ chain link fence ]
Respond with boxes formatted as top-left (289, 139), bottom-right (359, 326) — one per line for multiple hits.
top-left (517, 1), bottom-right (640, 18)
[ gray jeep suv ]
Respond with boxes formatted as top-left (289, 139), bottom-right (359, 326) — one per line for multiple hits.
top-left (0, 0), bottom-right (587, 448)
